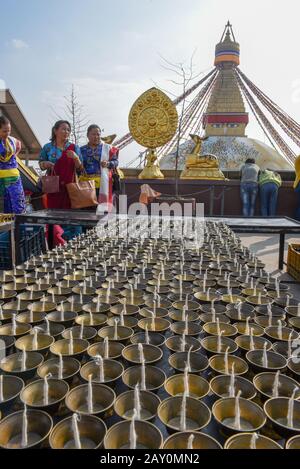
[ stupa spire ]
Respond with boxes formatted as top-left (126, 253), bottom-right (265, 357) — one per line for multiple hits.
top-left (221, 21), bottom-right (236, 42)
top-left (203, 22), bottom-right (248, 137)
top-left (214, 21), bottom-right (240, 67)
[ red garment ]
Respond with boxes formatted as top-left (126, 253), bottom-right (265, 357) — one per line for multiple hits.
top-left (45, 224), bottom-right (65, 246)
top-left (42, 194), bottom-right (48, 209)
top-left (110, 146), bottom-right (119, 161)
top-left (47, 144), bottom-right (76, 209)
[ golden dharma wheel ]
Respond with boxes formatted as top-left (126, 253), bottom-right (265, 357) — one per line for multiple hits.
top-left (128, 87), bottom-right (178, 148)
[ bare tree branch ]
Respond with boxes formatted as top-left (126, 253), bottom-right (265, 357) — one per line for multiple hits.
top-left (157, 53), bottom-right (200, 197)
top-left (53, 84), bottom-right (91, 145)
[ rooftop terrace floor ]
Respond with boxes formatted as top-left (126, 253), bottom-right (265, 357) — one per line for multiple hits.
top-left (240, 233), bottom-right (300, 299)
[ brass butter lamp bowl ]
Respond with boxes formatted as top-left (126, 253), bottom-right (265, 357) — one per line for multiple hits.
top-left (163, 432), bottom-right (222, 449)
top-left (0, 351), bottom-right (44, 381)
top-left (168, 351), bottom-right (209, 373)
top-left (264, 397), bottom-right (300, 438)
top-left (114, 390), bottom-right (160, 422)
top-left (0, 375), bottom-right (24, 413)
top-left (253, 372), bottom-right (300, 401)
top-left (65, 383), bottom-right (115, 418)
top-left (286, 435), bottom-right (300, 449)
top-left (164, 374), bottom-right (210, 399)
top-left (158, 396), bottom-right (211, 433)
top-left (20, 378), bottom-right (69, 415)
top-left (210, 375), bottom-right (256, 400)
top-left (87, 341), bottom-right (124, 360)
top-left (104, 419), bottom-right (163, 449)
top-left (0, 409), bottom-right (53, 449)
top-left (37, 356), bottom-right (81, 384)
top-left (224, 432), bottom-right (282, 449)
top-left (49, 414), bottom-right (107, 449)
top-left (122, 365), bottom-right (166, 392)
top-left (212, 397), bottom-right (266, 435)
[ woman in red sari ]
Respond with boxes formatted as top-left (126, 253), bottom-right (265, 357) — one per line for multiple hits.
top-left (39, 120), bottom-right (83, 240)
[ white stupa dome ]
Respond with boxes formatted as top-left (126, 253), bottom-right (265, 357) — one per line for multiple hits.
top-left (159, 136), bottom-right (292, 170)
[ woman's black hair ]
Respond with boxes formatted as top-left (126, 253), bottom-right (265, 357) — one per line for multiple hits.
top-left (0, 115), bottom-right (10, 128)
top-left (50, 120), bottom-right (71, 143)
top-left (245, 158), bottom-right (256, 164)
top-left (87, 124), bottom-right (101, 136)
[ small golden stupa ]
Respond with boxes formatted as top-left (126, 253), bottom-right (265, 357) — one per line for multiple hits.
top-left (180, 134), bottom-right (225, 180)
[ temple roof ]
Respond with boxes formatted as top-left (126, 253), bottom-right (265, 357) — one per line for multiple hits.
top-left (0, 89), bottom-right (41, 161)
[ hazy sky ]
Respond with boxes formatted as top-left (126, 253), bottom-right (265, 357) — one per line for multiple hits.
top-left (1, 0), bottom-right (300, 165)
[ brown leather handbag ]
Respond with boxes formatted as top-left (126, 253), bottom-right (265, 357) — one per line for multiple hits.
top-left (40, 168), bottom-right (60, 194)
top-left (66, 174), bottom-right (98, 209)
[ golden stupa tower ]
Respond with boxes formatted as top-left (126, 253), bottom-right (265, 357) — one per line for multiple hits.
top-left (158, 21), bottom-right (293, 170)
top-left (203, 21), bottom-right (249, 138)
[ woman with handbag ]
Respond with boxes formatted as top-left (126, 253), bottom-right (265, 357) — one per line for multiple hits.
top-left (0, 116), bottom-right (26, 214)
top-left (39, 120), bottom-right (83, 207)
top-left (39, 120), bottom-right (83, 240)
top-left (80, 124), bottom-right (119, 210)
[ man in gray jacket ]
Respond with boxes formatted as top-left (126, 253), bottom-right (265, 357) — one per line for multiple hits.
top-left (240, 158), bottom-right (260, 216)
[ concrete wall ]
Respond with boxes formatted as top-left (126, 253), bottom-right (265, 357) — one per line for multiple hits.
top-left (122, 177), bottom-right (298, 218)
